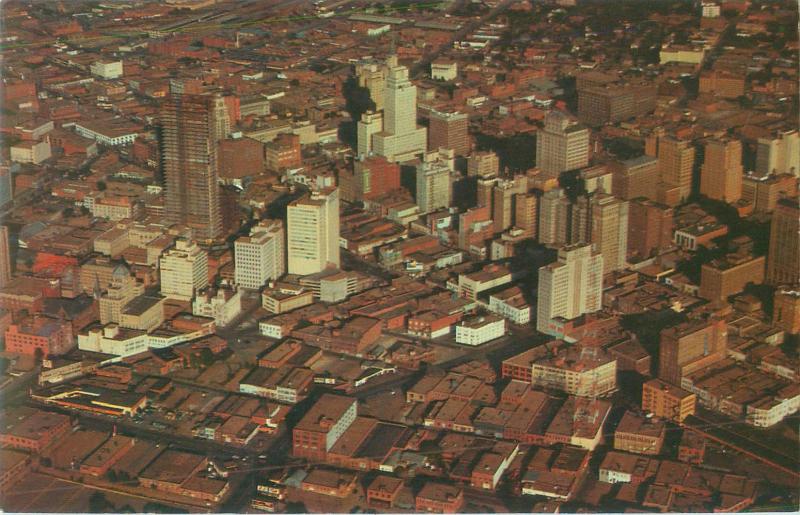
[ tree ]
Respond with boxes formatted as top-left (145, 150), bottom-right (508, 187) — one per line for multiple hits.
top-left (106, 469), bottom-right (118, 482)
top-left (88, 491), bottom-right (111, 513)
top-left (199, 347), bottom-right (214, 367)
top-left (96, 180), bottom-right (107, 191)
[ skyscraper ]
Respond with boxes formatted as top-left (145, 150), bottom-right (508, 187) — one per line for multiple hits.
top-left (357, 111), bottom-right (383, 156)
top-left (160, 239), bottom-right (209, 301)
top-left (657, 136), bottom-right (695, 205)
top-left (287, 187), bottom-right (340, 276)
top-left (162, 84), bottom-right (224, 241)
top-left (538, 188), bottom-right (570, 247)
top-left (591, 195), bottom-right (629, 274)
top-left (700, 138), bottom-right (743, 202)
top-left (428, 110), bottom-right (469, 156)
top-left (0, 225), bottom-right (11, 288)
top-left (537, 243), bottom-right (603, 335)
top-left (371, 66), bottom-right (427, 162)
top-left (416, 158), bottom-right (452, 214)
top-left (766, 198), bottom-right (800, 285)
top-left (235, 220), bottom-right (285, 290)
top-left (514, 193), bottom-right (538, 239)
top-left (468, 151), bottom-right (500, 178)
top-left (491, 176), bottom-right (528, 234)
top-left (535, 111), bottom-right (590, 179)
top-left (756, 129), bottom-right (800, 177)
top-left (628, 199), bottom-right (673, 259)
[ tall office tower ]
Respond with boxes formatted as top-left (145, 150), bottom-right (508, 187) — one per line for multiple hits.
top-left (766, 198), bottom-right (800, 285)
top-left (756, 129), bottom-right (800, 177)
top-left (159, 239), bottom-right (209, 301)
top-left (658, 318), bottom-right (727, 386)
top-left (644, 127), bottom-right (664, 157)
top-left (287, 187), bottom-right (340, 276)
top-left (628, 199), bottom-right (673, 259)
top-left (535, 111), bottom-right (590, 179)
top-left (741, 172), bottom-right (798, 213)
top-left (354, 55), bottom-right (397, 112)
top-left (468, 151), bottom-right (500, 178)
top-left (162, 85), bottom-right (224, 241)
top-left (591, 195), bottom-right (629, 274)
top-left (234, 220), bottom-right (284, 290)
top-left (340, 155), bottom-right (400, 202)
top-left (537, 243), bottom-right (604, 335)
top-left (538, 188), bottom-right (570, 247)
top-left (657, 136), bottom-right (695, 205)
top-left (515, 193), bottom-right (538, 239)
top-left (357, 111), bottom-right (383, 156)
top-left (611, 155), bottom-right (659, 201)
top-left (700, 138), bottom-right (743, 202)
top-left (0, 226), bottom-right (10, 288)
top-left (416, 158), bottom-right (452, 214)
top-left (477, 177), bottom-right (498, 208)
top-left (428, 110), bottom-right (469, 156)
top-left (492, 176), bottom-right (528, 233)
top-left (773, 287), bottom-right (800, 335)
top-left (576, 72), bottom-right (656, 126)
top-left (371, 66), bottom-right (427, 162)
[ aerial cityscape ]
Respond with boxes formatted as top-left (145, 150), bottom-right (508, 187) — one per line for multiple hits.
top-left (0, 0), bottom-right (798, 513)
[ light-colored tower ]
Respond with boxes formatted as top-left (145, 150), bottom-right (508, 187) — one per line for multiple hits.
top-left (535, 111), bottom-right (590, 179)
top-left (416, 159), bottom-right (452, 214)
top-left (537, 243), bottom-right (604, 335)
top-left (235, 220), bottom-right (285, 290)
top-left (700, 138), bottom-right (742, 202)
top-left (766, 198), bottom-right (800, 285)
top-left (162, 84), bottom-right (223, 241)
top-left (287, 187), bottom-right (340, 276)
top-left (371, 66), bottom-right (427, 162)
top-left (515, 193), bottom-right (538, 239)
top-left (591, 195), bottom-right (629, 274)
top-left (0, 226), bottom-right (10, 288)
top-left (492, 176), bottom-right (528, 234)
top-left (756, 129), bottom-right (800, 177)
top-left (159, 239), bottom-right (209, 301)
top-left (538, 188), bottom-right (570, 247)
top-left (468, 151), bottom-right (500, 178)
top-left (658, 136), bottom-right (695, 203)
top-left (357, 111), bottom-right (383, 156)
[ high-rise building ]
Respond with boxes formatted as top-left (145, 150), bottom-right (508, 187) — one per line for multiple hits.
top-left (371, 66), bottom-right (427, 162)
top-left (234, 220), bottom-right (285, 290)
top-left (0, 226), bottom-right (11, 289)
top-left (657, 136), bottom-right (695, 205)
top-left (773, 288), bottom-right (800, 335)
top-left (287, 187), bottom-right (340, 276)
top-left (627, 199), bottom-right (673, 259)
top-left (535, 111), bottom-right (590, 179)
top-left (428, 110), bottom-right (469, 156)
top-left (611, 155), bottom-right (659, 201)
top-left (766, 198), bottom-right (800, 285)
top-left (756, 129), bottom-right (800, 177)
top-left (162, 85), bottom-right (224, 241)
top-left (340, 155), bottom-right (400, 202)
top-left (658, 318), bottom-right (727, 386)
top-left (354, 55), bottom-right (397, 112)
top-left (416, 158), bottom-right (452, 214)
top-left (0, 164), bottom-right (13, 211)
top-left (741, 172), bottom-right (798, 213)
top-left (159, 239), bottom-right (209, 301)
top-left (514, 193), bottom-right (538, 239)
top-left (576, 72), bottom-right (656, 126)
top-left (492, 176), bottom-right (528, 234)
top-left (468, 151), bottom-right (500, 178)
top-left (699, 138), bottom-right (742, 202)
top-left (537, 244), bottom-right (603, 335)
top-left (538, 188), bottom-right (570, 247)
top-left (357, 111), bottom-right (383, 156)
top-left (591, 195), bottom-right (629, 274)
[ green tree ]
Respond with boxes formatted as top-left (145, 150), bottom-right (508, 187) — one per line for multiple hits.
top-left (88, 491), bottom-right (111, 513)
top-left (97, 180), bottom-right (107, 191)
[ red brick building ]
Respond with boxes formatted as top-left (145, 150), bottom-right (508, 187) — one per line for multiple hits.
top-left (4, 316), bottom-right (74, 357)
top-left (341, 156), bottom-right (401, 202)
top-left (367, 475), bottom-right (404, 509)
top-left (265, 133), bottom-right (300, 172)
top-left (292, 394), bottom-right (357, 461)
top-left (219, 137), bottom-right (264, 179)
top-left (628, 199), bottom-right (674, 259)
top-left (415, 482), bottom-right (464, 513)
top-left (0, 408), bottom-right (71, 452)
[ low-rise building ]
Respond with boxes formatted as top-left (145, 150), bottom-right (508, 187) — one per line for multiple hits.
top-left (614, 411), bottom-right (665, 455)
top-left (642, 378), bottom-right (696, 423)
top-left (455, 315), bottom-right (505, 346)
